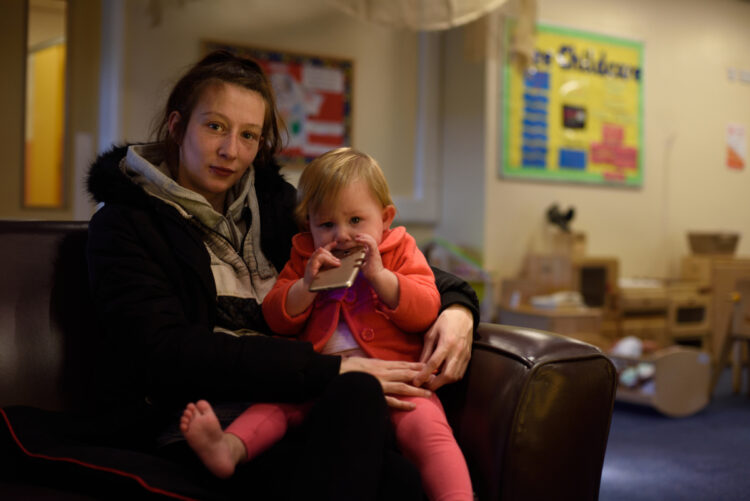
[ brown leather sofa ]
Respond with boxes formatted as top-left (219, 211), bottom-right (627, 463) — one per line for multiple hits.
top-left (0, 220), bottom-right (616, 500)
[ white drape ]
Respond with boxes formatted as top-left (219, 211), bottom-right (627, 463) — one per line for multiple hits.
top-left (326, 0), bottom-right (511, 31)
top-left (327, 0), bottom-right (536, 69)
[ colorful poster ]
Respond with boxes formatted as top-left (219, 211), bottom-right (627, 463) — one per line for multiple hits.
top-left (727, 123), bottom-right (746, 170)
top-left (501, 23), bottom-right (644, 186)
top-left (204, 41), bottom-right (353, 164)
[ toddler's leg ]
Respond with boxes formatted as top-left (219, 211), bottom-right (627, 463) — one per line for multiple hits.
top-left (390, 394), bottom-right (473, 501)
top-left (179, 400), bottom-right (247, 479)
top-left (225, 402), bottom-right (311, 461)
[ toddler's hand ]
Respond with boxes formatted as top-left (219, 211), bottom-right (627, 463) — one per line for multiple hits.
top-left (355, 234), bottom-right (384, 280)
top-left (355, 233), bottom-right (399, 309)
top-left (303, 241), bottom-right (339, 289)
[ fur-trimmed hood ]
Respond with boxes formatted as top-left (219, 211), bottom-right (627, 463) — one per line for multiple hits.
top-left (86, 143), bottom-right (289, 208)
top-left (86, 143), bottom-right (297, 273)
top-left (86, 144), bottom-right (147, 207)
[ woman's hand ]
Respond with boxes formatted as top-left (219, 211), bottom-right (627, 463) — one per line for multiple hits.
top-left (339, 357), bottom-right (430, 411)
top-left (414, 304), bottom-right (474, 391)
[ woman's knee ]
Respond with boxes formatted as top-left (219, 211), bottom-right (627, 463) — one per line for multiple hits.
top-left (331, 371), bottom-right (381, 393)
top-left (326, 372), bottom-right (384, 406)
top-left (314, 371), bottom-right (388, 433)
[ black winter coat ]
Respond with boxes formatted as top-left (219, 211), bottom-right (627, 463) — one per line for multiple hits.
top-left (86, 145), bottom-right (340, 421)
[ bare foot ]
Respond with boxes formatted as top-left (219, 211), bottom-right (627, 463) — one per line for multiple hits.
top-left (180, 400), bottom-right (245, 479)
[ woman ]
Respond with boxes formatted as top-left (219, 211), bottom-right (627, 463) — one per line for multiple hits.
top-left (86, 50), bottom-right (478, 500)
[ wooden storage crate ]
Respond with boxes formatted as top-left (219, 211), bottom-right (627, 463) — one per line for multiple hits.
top-left (667, 293), bottom-right (711, 340)
top-left (617, 285), bottom-right (670, 346)
top-left (572, 256), bottom-right (619, 318)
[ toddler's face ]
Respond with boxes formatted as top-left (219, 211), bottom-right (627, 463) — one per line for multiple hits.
top-left (309, 179), bottom-right (390, 251)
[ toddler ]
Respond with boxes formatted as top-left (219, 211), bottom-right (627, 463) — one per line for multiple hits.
top-left (180, 147), bottom-right (473, 501)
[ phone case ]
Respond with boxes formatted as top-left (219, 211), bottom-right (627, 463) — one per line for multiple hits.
top-left (309, 247), bottom-right (366, 292)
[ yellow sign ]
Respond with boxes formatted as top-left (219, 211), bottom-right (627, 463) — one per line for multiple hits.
top-left (501, 23), bottom-right (643, 186)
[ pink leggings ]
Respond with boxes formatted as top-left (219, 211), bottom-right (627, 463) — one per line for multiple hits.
top-left (226, 394), bottom-right (473, 501)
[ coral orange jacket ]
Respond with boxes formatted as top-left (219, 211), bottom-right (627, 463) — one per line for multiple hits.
top-left (262, 227), bottom-right (441, 362)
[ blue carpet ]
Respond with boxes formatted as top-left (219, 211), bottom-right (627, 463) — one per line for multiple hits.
top-left (600, 368), bottom-right (750, 500)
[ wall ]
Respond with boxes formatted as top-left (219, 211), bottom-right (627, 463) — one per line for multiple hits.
top-left (0, 0), bottom-right (424, 221)
top-left (437, 25), bottom-right (487, 251)
top-left (441, 0), bottom-right (750, 288)
top-left (3, 0), bottom-right (749, 287)
top-left (117, 0), bottom-right (421, 203)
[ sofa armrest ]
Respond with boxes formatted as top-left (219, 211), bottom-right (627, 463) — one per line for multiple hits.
top-left (446, 323), bottom-right (616, 501)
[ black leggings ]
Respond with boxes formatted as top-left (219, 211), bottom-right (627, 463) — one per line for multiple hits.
top-left (164, 372), bottom-right (423, 500)
top-left (287, 371), bottom-right (422, 500)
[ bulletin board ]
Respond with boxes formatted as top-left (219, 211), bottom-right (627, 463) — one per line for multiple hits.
top-left (500, 23), bottom-right (644, 186)
top-left (204, 41), bottom-right (354, 164)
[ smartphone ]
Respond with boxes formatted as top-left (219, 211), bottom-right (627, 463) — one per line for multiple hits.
top-left (309, 247), bottom-right (366, 292)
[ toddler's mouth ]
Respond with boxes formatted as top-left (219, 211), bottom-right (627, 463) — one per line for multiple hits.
top-left (332, 246), bottom-right (364, 258)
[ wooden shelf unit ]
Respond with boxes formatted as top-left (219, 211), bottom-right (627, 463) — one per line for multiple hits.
top-left (616, 285), bottom-right (670, 346)
top-left (680, 255), bottom-right (750, 358)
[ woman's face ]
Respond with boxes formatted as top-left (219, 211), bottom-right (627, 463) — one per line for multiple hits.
top-left (169, 82), bottom-right (265, 212)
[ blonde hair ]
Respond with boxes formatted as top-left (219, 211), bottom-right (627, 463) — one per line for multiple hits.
top-left (295, 147), bottom-right (394, 226)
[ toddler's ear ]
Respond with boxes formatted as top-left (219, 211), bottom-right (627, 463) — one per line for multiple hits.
top-left (381, 205), bottom-right (396, 228)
